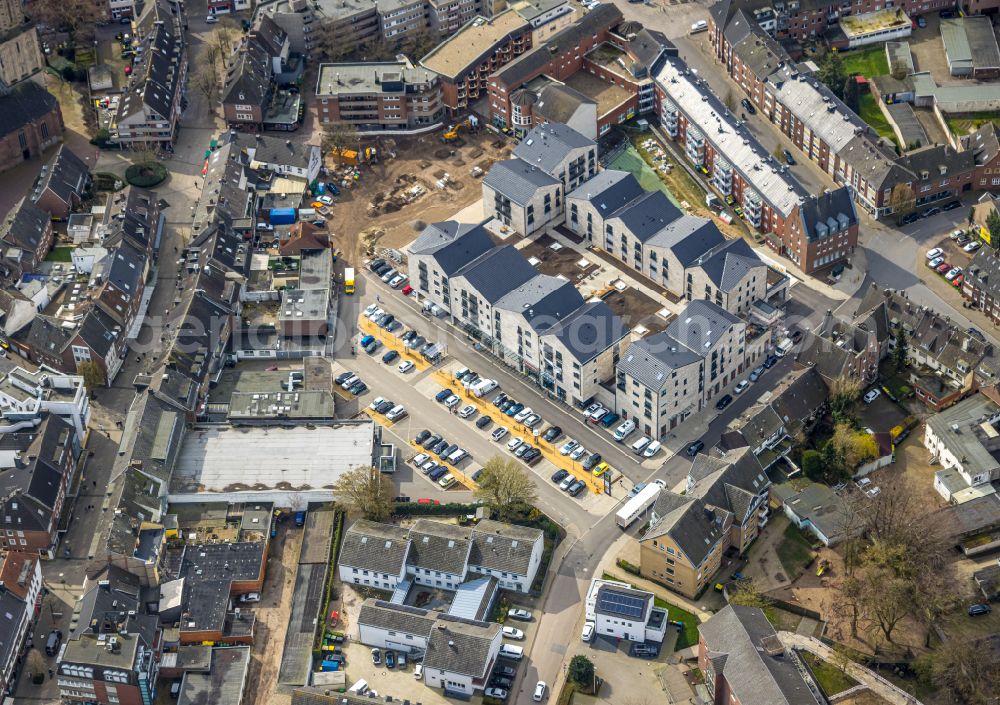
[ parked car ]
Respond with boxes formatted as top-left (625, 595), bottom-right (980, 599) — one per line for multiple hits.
top-left (613, 419), bottom-right (636, 441)
top-left (863, 389), bottom-right (881, 404)
top-left (476, 416), bottom-right (492, 429)
top-left (559, 439), bottom-right (579, 456)
top-left (458, 404), bottom-right (476, 419)
top-left (945, 267), bottom-right (963, 281)
top-left (543, 426), bottom-right (563, 442)
top-left (398, 360), bottom-right (415, 373)
top-left (507, 608), bottom-right (532, 621)
top-left (551, 469), bottom-right (569, 483)
top-left (502, 627), bottom-right (525, 640)
top-left (715, 394), bottom-right (733, 411)
top-left (506, 436), bottom-right (524, 452)
top-left (570, 445), bottom-right (587, 461)
top-left (492, 427), bottom-right (509, 442)
top-left (592, 462), bottom-right (610, 477)
top-left (514, 443), bottom-right (531, 458)
top-left (568, 480), bottom-right (586, 497)
top-left (927, 256), bottom-right (945, 269)
top-left (583, 453), bottom-right (602, 471)
top-left (371, 648), bottom-right (381, 665)
top-left (485, 688), bottom-right (508, 699)
top-left (964, 240), bottom-right (982, 253)
top-left (435, 389), bottom-right (453, 402)
top-left (533, 682), bottom-right (548, 702)
top-left (523, 448), bottom-right (542, 465)
top-left (414, 430), bottom-right (431, 445)
top-left (687, 440), bottom-right (705, 456)
top-left (335, 371), bottom-right (355, 385)
top-left (943, 200), bottom-right (962, 211)
top-left (782, 148), bottom-right (795, 165)
top-left (559, 475), bottom-right (575, 491)
top-left (421, 434), bottom-right (441, 449)
top-left (643, 440), bottom-right (662, 457)
top-left (733, 379), bottom-right (750, 394)
top-left (581, 622), bottom-right (595, 642)
top-left (384, 650), bottom-right (396, 668)
top-left (599, 412), bottom-right (620, 428)
top-left (587, 405), bottom-right (607, 423)
top-left (386, 405), bottom-right (407, 421)
top-left (348, 381), bottom-right (368, 395)
top-left (763, 354), bottom-right (778, 368)
top-left (968, 603), bottom-right (992, 617)
top-left (740, 97), bottom-right (755, 114)
top-left (491, 676), bottom-right (514, 689)
top-left (412, 453), bottom-right (430, 466)
top-left (382, 350), bottom-right (399, 364)
top-left (749, 364), bottom-right (766, 382)
top-left (921, 206), bottom-right (941, 218)
top-left (631, 644), bottom-right (658, 658)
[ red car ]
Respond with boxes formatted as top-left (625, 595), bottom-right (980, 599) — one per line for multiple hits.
top-left (952, 274), bottom-right (964, 287)
top-left (401, 285), bottom-right (413, 296)
top-left (936, 262), bottom-right (951, 274)
top-left (417, 498), bottom-right (440, 505)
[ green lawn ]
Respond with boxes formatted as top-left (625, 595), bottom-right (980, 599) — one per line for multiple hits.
top-left (775, 522), bottom-right (815, 581)
top-left (609, 146), bottom-right (683, 206)
top-left (46, 246), bottom-right (74, 262)
top-left (800, 652), bottom-right (858, 696)
top-left (601, 572), bottom-right (701, 650)
top-left (857, 94), bottom-right (897, 146)
top-left (946, 112), bottom-right (1000, 137)
top-left (838, 46), bottom-right (889, 79)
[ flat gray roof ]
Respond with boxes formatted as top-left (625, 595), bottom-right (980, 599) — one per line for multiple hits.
top-left (170, 422), bottom-right (374, 494)
top-left (315, 62), bottom-right (438, 97)
top-left (178, 646), bottom-right (251, 705)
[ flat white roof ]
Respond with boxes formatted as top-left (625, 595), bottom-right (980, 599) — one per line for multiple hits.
top-left (655, 57), bottom-right (806, 217)
top-left (171, 422), bottom-right (374, 493)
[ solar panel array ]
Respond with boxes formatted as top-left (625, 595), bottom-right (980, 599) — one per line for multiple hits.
top-left (598, 590), bottom-right (645, 619)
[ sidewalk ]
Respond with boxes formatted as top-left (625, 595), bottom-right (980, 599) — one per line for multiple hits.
top-left (596, 534), bottom-right (715, 621)
top-left (750, 245), bottom-right (851, 303)
top-left (778, 632), bottom-right (925, 705)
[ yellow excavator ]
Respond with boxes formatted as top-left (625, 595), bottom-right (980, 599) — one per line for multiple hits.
top-left (442, 119), bottom-right (472, 143)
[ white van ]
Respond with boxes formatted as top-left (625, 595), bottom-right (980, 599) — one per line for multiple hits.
top-left (614, 419), bottom-right (636, 441)
top-left (471, 379), bottom-right (498, 397)
top-left (775, 337), bottom-right (794, 357)
top-left (500, 644), bottom-right (524, 660)
top-left (690, 19), bottom-right (708, 33)
top-left (631, 436), bottom-right (652, 455)
top-left (386, 405), bottom-right (407, 421)
top-left (447, 448), bottom-right (468, 464)
top-left (348, 680), bottom-right (369, 695)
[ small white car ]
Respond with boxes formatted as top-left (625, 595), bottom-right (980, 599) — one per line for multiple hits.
top-left (570, 445), bottom-right (587, 461)
top-left (734, 379), bottom-right (750, 394)
top-left (863, 389), bottom-right (881, 404)
top-left (514, 407), bottom-right (534, 423)
top-left (581, 621), bottom-right (595, 642)
top-left (366, 307), bottom-right (384, 321)
top-left (206, 15), bottom-right (219, 23)
top-left (506, 436), bottom-right (524, 452)
top-left (444, 394), bottom-right (460, 408)
top-left (485, 688), bottom-right (508, 699)
top-left (239, 592), bottom-right (260, 602)
top-left (533, 682), bottom-right (547, 702)
top-left (412, 453), bottom-right (430, 466)
top-left (386, 405), bottom-right (407, 421)
top-left (364, 303), bottom-right (379, 317)
top-left (964, 240), bottom-right (983, 253)
top-left (492, 427), bottom-right (508, 442)
top-left (508, 608), bottom-right (532, 621)
top-left (389, 274), bottom-right (407, 288)
top-left (414, 664), bottom-right (423, 680)
top-left (927, 257), bottom-right (945, 269)
top-left (398, 360), bottom-right (415, 373)
top-left (643, 440), bottom-right (662, 458)
top-left (318, 195), bottom-right (334, 206)
top-left (458, 404), bottom-right (476, 419)
top-left (369, 396), bottom-right (387, 410)
top-left (945, 267), bottom-right (963, 281)
top-left (502, 626), bottom-right (524, 640)
top-left (559, 439), bottom-right (579, 456)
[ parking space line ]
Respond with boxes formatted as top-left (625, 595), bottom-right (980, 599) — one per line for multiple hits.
top-left (431, 370), bottom-right (606, 494)
top-left (406, 440), bottom-right (479, 490)
top-left (357, 316), bottom-right (431, 370)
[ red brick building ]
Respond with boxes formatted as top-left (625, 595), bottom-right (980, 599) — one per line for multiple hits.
top-left (0, 198), bottom-right (53, 273)
top-left (0, 81), bottom-right (63, 175)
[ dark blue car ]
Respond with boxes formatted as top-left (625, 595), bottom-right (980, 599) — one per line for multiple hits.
top-left (435, 388), bottom-right (453, 402)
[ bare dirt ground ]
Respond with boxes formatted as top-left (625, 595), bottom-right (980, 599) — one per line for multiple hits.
top-left (246, 524), bottom-right (303, 705)
top-left (324, 132), bottom-right (513, 266)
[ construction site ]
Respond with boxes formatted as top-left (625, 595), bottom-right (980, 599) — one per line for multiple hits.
top-left (323, 128), bottom-right (512, 263)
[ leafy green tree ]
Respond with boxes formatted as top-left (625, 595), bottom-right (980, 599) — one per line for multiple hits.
top-left (333, 466), bottom-right (394, 521)
top-left (801, 449), bottom-right (823, 481)
top-left (892, 328), bottom-right (908, 372)
top-left (818, 52), bottom-right (847, 98)
top-left (77, 361), bottom-right (106, 389)
top-left (568, 655), bottom-right (595, 688)
top-left (829, 375), bottom-right (861, 416)
top-left (986, 210), bottom-right (1000, 248)
top-left (842, 74), bottom-right (860, 113)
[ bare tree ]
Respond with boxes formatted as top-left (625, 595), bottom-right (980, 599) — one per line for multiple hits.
top-left (322, 121), bottom-right (359, 157)
top-left (333, 466), bottom-right (394, 521)
top-left (190, 63), bottom-right (220, 109)
top-left (889, 183), bottom-right (916, 225)
top-left (727, 578), bottom-right (772, 609)
top-left (313, 20), bottom-right (353, 62)
top-left (25, 649), bottom-right (45, 683)
top-left (474, 456), bottom-right (537, 520)
top-left (27, 0), bottom-right (103, 40)
top-left (829, 375), bottom-right (862, 416)
top-left (917, 637), bottom-right (1000, 705)
top-left (211, 21), bottom-right (240, 60)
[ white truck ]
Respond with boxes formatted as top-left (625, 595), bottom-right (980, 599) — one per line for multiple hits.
top-left (775, 337), bottom-right (794, 357)
top-left (616, 483), bottom-right (662, 529)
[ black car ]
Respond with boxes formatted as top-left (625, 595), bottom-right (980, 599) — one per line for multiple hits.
top-left (433, 439), bottom-right (450, 455)
top-left (763, 354), bottom-right (778, 368)
top-left (568, 480), bottom-right (586, 497)
top-left (349, 381), bottom-right (368, 395)
top-left (335, 371), bottom-right (354, 385)
top-left (476, 416), bottom-right (492, 429)
top-left (968, 327), bottom-right (987, 342)
top-left (943, 200), bottom-right (962, 211)
top-left (443, 443), bottom-right (459, 458)
top-left (384, 650), bottom-right (395, 668)
top-left (375, 400), bottom-right (394, 414)
top-left (630, 644), bottom-right (658, 658)
top-left (402, 330), bottom-right (416, 342)
top-left (524, 448), bottom-right (542, 465)
top-left (382, 350), bottom-right (399, 364)
top-left (582, 453), bottom-right (602, 471)
top-left (543, 426), bottom-right (563, 442)
top-left (500, 399), bottom-right (516, 413)
top-left (493, 392), bottom-right (509, 408)
top-left (740, 97), bottom-right (756, 114)
top-left (409, 335), bottom-right (426, 349)
top-left (379, 314), bottom-right (395, 329)
top-left (900, 211), bottom-right (920, 225)
top-left (921, 206), bottom-right (941, 218)
top-left (368, 259), bottom-right (386, 272)
top-left (715, 394), bottom-right (734, 411)
top-left (782, 148), bottom-right (796, 165)
top-left (940, 8), bottom-right (955, 18)
top-left (686, 440), bottom-right (705, 456)
top-left (415, 430), bottom-right (431, 445)
top-left (790, 329), bottom-right (803, 343)
top-left (495, 665), bottom-right (517, 678)
top-left (373, 263), bottom-right (391, 276)
top-left (422, 434), bottom-right (442, 449)
top-left (551, 469), bottom-right (569, 483)
top-left (435, 388), bottom-right (453, 402)
top-left (491, 676), bottom-right (513, 689)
